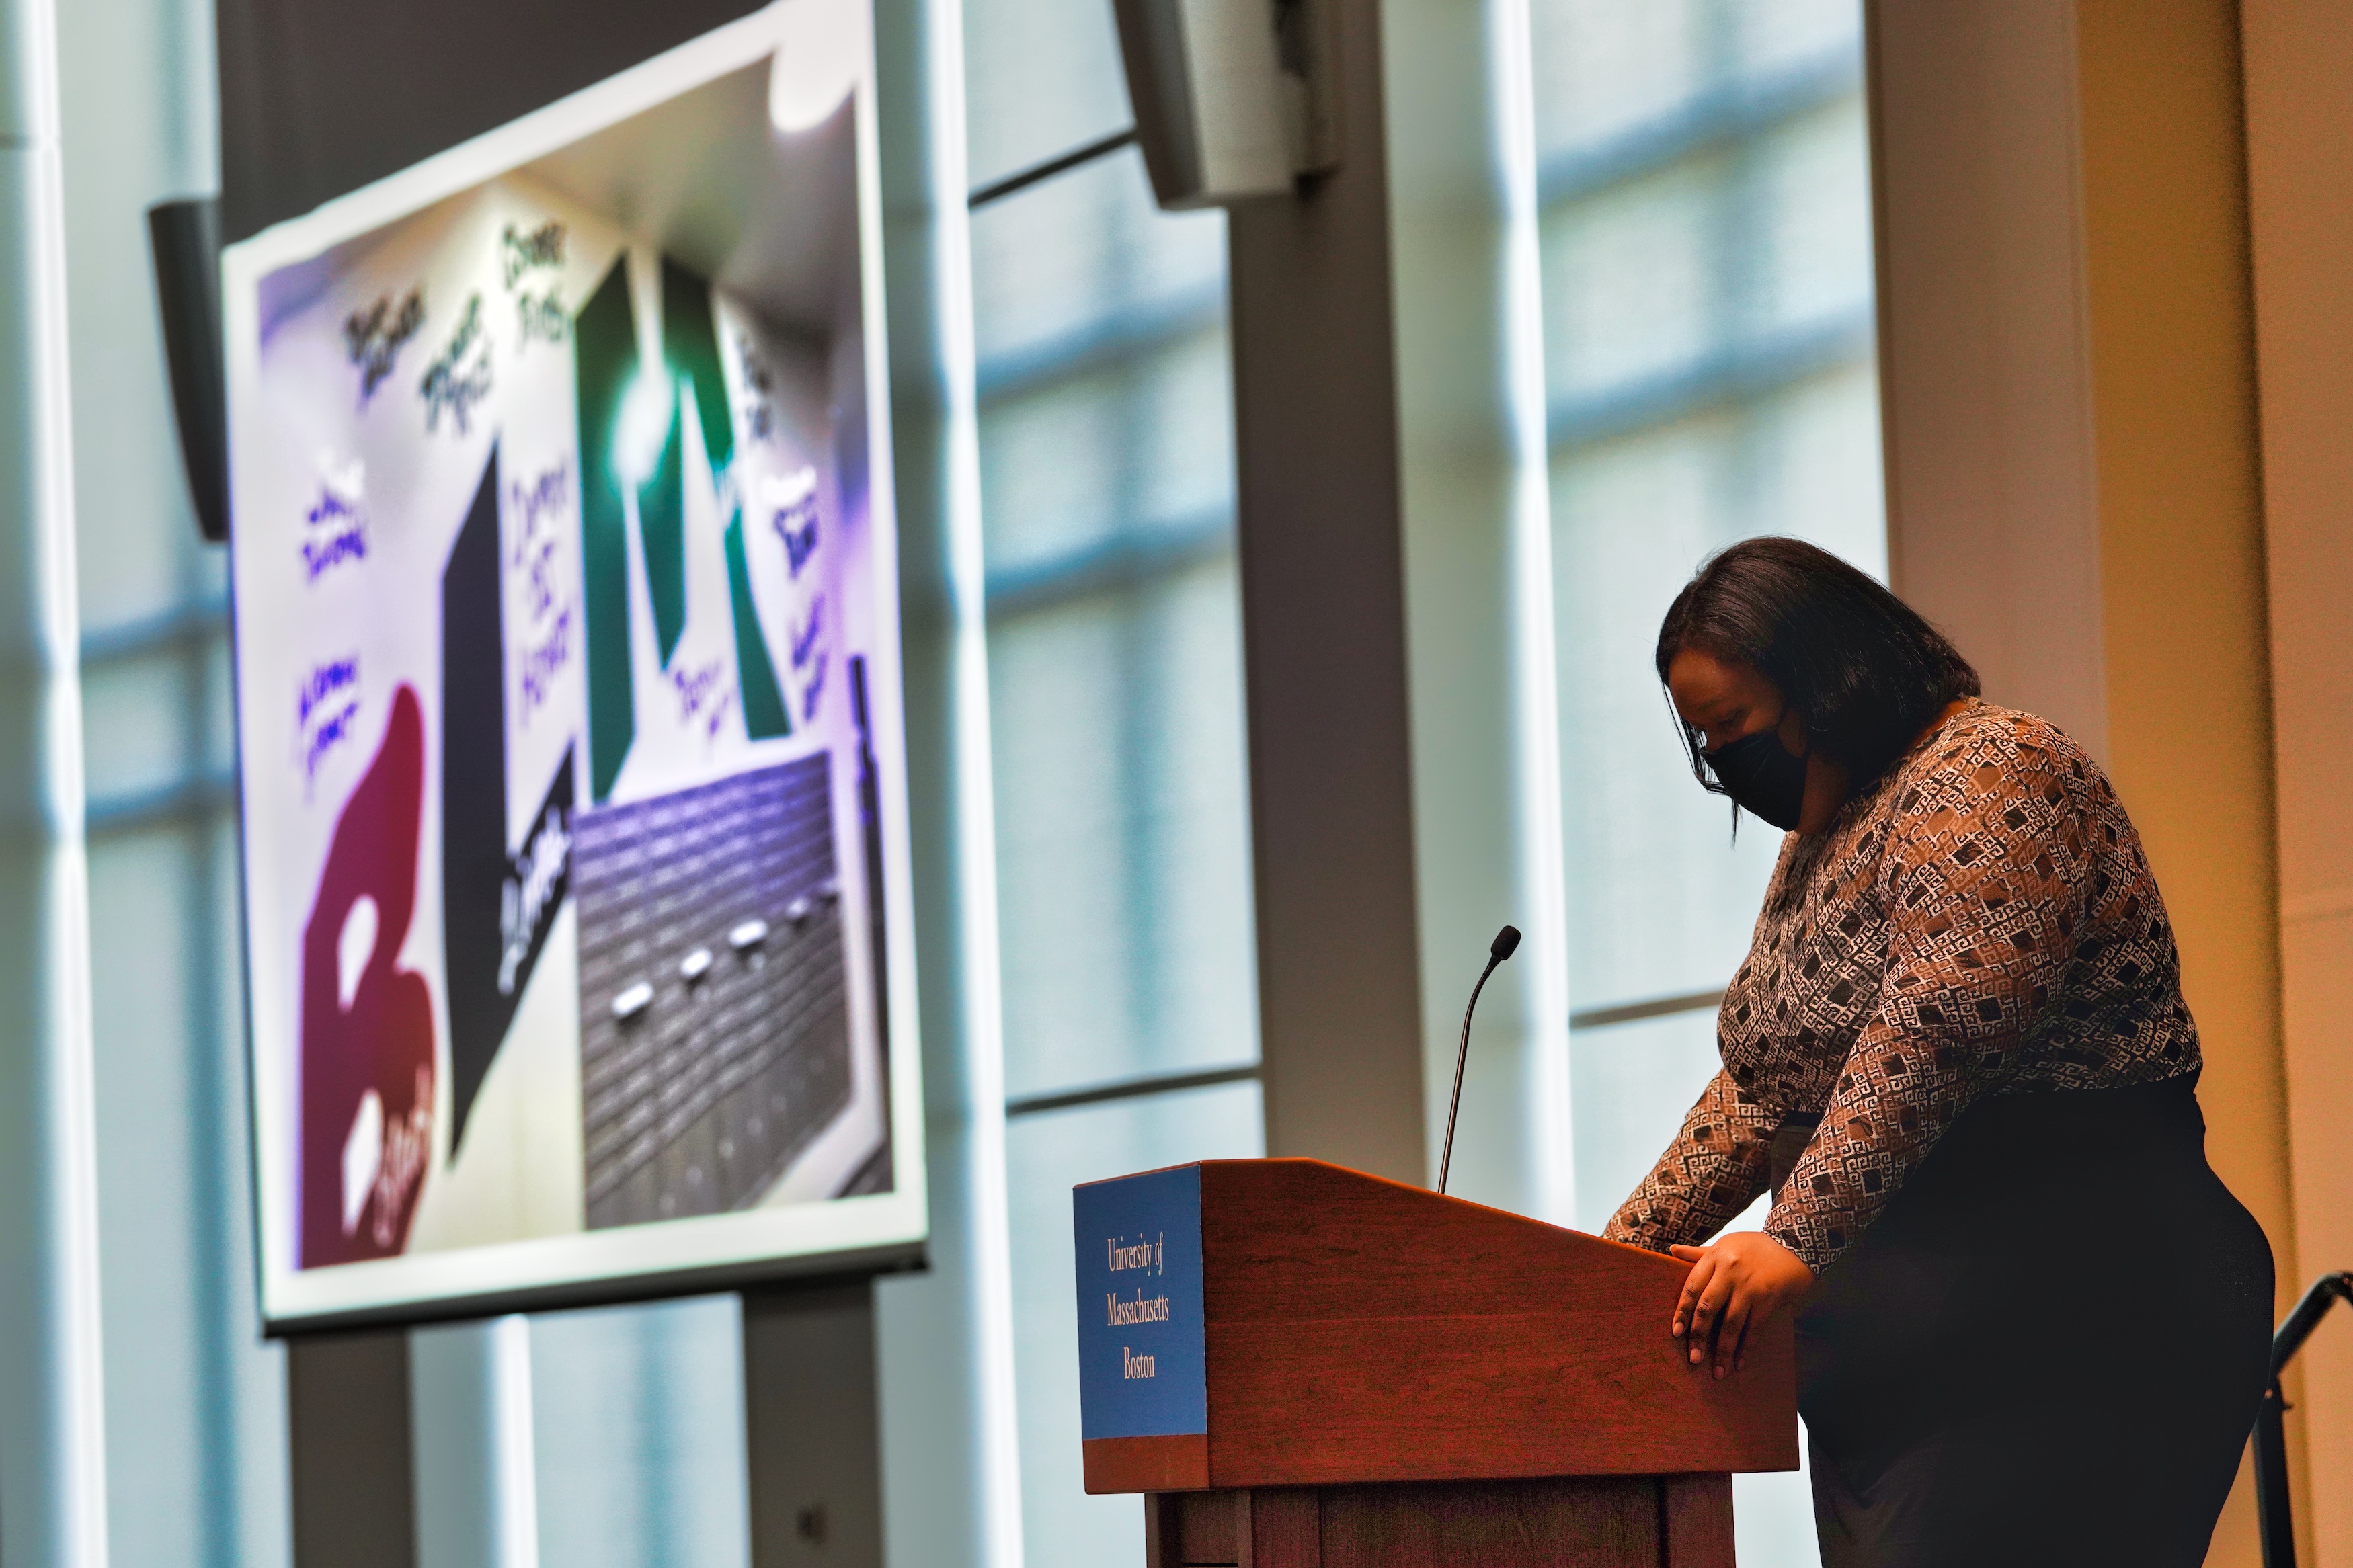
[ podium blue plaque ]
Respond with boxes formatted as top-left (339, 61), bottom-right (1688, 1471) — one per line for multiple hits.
top-left (1072, 1163), bottom-right (1207, 1442)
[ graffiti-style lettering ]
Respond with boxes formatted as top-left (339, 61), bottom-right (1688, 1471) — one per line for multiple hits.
top-left (298, 686), bottom-right (436, 1267)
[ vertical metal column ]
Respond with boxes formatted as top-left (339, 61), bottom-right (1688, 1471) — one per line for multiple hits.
top-left (743, 1281), bottom-right (884, 1568)
top-left (287, 1331), bottom-right (417, 1568)
top-left (0, 0), bottom-right (111, 1559)
top-left (1225, 0), bottom-right (1427, 1184)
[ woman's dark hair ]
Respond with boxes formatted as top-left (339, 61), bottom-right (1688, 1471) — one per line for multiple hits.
top-left (1656, 537), bottom-right (1980, 796)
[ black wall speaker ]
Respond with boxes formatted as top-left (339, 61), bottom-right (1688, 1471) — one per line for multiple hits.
top-left (1110, 0), bottom-right (1341, 209)
top-left (149, 196), bottom-right (229, 544)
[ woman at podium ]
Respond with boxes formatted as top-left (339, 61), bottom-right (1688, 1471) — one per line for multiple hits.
top-left (1601, 538), bottom-right (2274, 1568)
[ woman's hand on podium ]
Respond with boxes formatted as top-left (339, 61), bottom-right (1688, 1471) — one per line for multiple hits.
top-left (1667, 1232), bottom-right (1814, 1380)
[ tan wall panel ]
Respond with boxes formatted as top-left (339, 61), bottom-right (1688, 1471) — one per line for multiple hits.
top-left (1874, 1), bottom-right (2307, 1559)
top-left (2238, 3), bottom-right (2353, 902)
top-left (2074, 0), bottom-right (2290, 1290)
top-left (2074, 4), bottom-right (2297, 1561)
top-left (2240, 1), bottom-right (2353, 1561)
top-left (2278, 910), bottom-right (2353, 1562)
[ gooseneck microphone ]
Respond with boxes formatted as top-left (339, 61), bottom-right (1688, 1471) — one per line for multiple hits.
top-left (1437, 925), bottom-right (1521, 1196)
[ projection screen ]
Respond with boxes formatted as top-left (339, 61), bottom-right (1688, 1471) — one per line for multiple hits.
top-left (221, 0), bottom-right (926, 1331)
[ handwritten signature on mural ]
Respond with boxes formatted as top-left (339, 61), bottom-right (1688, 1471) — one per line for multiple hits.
top-left (516, 289), bottom-right (567, 348)
top-left (736, 335), bottom-right (778, 444)
top-left (509, 460), bottom-right (576, 720)
top-left (500, 220), bottom-right (566, 288)
top-left (790, 593), bottom-right (824, 669)
top-left (297, 655), bottom-right (362, 790)
top-left (668, 657), bottom-right (739, 743)
top-left (800, 651), bottom-right (827, 723)
top-left (762, 467), bottom-right (822, 579)
top-left (342, 288), bottom-right (425, 403)
top-left (303, 458), bottom-right (368, 582)
top-left (419, 293), bottom-right (493, 436)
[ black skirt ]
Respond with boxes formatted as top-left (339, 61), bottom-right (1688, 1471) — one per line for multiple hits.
top-left (1769, 1074), bottom-right (2274, 1568)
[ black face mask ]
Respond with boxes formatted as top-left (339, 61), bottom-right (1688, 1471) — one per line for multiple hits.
top-left (1704, 729), bottom-right (1808, 831)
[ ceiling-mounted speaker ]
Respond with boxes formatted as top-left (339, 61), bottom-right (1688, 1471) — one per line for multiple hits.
top-left (149, 196), bottom-right (230, 543)
top-left (1112, 0), bottom-right (1341, 209)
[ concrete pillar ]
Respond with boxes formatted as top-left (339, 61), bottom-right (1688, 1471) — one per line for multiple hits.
top-left (0, 0), bottom-right (112, 1559)
top-left (867, 0), bottom-right (1025, 1560)
top-left (1380, 0), bottom-right (1572, 1221)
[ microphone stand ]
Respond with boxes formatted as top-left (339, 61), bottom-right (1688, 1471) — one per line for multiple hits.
top-left (1438, 926), bottom-right (1519, 1196)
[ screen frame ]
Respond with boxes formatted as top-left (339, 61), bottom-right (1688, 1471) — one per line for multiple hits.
top-left (221, 0), bottom-right (930, 1337)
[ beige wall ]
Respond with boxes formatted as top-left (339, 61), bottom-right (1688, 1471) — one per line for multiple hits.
top-left (2239, 3), bottom-right (2353, 1563)
top-left (2075, 8), bottom-right (2299, 1555)
top-left (1870, 0), bottom-right (2110, 758)
top-left (1873, 2), bottom-right (2307, 1561)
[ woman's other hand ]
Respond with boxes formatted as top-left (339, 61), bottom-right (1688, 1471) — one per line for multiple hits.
top-left (1668, 1231), bottom-right (1814, 1378)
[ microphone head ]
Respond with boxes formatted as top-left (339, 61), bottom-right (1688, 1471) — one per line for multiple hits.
top-left (1490, 925), bottom-right (1522, 961)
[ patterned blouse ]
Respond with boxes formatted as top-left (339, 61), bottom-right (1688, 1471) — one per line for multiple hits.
top-left (1602, 700), bottom-right (2200, 1272)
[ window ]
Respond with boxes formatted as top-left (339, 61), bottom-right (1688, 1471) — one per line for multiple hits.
top-left (962, 1), bottom-right (1266, 1563)
top-left (1530, 1), bottom-right (1885, 1561)
top-left (971, 148), bottom-right (1257, 1106)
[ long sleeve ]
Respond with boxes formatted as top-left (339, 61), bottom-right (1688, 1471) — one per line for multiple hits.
top-left (1761, 735), bottom-right (2093, 1271)
top-left (1603, 1065), bottom-right (1777, 1253)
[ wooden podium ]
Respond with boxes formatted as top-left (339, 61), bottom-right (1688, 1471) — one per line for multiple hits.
top-left (1072, 1159), bottom-right (1797, 1568)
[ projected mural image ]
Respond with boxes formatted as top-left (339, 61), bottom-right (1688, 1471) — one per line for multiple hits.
top-left (556, 237), bottom-right (881, 1231)
top-left (573, 754), bottom-right (855, 1230)
top-left (225, 1), bottom-right (924, 1328)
